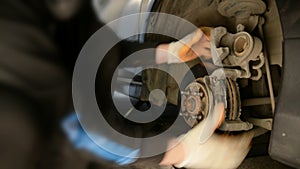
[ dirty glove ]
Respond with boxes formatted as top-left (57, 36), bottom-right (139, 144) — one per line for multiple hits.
top-left (167, 27), bottom-right (212, 64)
top-left (160, 103), bottom-right (254, 169)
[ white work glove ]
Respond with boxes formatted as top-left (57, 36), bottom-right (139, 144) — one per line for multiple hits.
top-left (167, 27), bottom-right (212, 64)
top-left (173, 103), bottom-right (254, 169)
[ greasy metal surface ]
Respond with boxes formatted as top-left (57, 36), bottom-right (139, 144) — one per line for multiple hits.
top-left (210, 26), bottom-right (264, 80)
top-left (217, 0), bottom-right (266, 32)
top-left (258, 17), bottom-right (276, 113)
top-left (217, 0), bottom-right (266, 18)
top-left (217, 77), bottom-right (254, 131)
top-left (179, 73), bottom-right (250, 131)
top-left (180, 80), bottom-right (209, 127)
top-left (250, 53), bottom-right (265, 81)
top-left (146, 0), bottom-right (235, 42)
top-left (247, 117), bottom-right (273, 130)
top-left (226, 78), bottom-right (241, 120)
top-left (219, 120), bottom-right (253, 131)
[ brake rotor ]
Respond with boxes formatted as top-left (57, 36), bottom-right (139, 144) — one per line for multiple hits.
top-left (181, 78), bottom-right (210, 127)
top-left (225, 78), bottom-right (241, 120)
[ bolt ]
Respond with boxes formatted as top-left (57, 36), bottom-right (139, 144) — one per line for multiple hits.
top-left (191, 115), bottom-right (199, 119)
top-left (197, 115), bottom-right (203, 121)
top-left (179, 112), bottom-right (189, 117)
top-left (181, 91), bottom-right (189, 95)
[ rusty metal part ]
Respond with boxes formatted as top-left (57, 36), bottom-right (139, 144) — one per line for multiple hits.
top-left (252, 53), bottom-right (265, 70)
top-left (251, 53), bottom-right (265, 81)
top-left (220, 30), bottom-right (262, 67)
top-left (180, 79), bottom-right (210, 127)
top-left (210, 26), bottom-right (264, 80)
top-left (233, 34), bottom-right (251, 57)
top-left (217, 0), bottom-right (266, 18)
top-left (217, 0), bottom-right (265, 32)
top-left (218, 120), bottom-right (253, 131)
top-left (235, 15), bottom-right (260, 32)
top-left (180, 75), bottom-right (244, 130)
top-left (242, 97), bottom-right (272, 107)
top-left (247, 117), bottom-right (273, 130)
top-left (218, 80), bottom-right (254, 131)
top-left (226, 78), bottom-right (241, 120)
top-left (258, 17), bottom-right (276, 113)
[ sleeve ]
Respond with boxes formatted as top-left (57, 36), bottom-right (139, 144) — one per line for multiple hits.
top-left (61, 113), bottom-right (140, 165)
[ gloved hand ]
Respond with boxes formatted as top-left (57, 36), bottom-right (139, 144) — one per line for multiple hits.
top-left (160, 103), bottom-right (254, 169)
top-left (167, 27), bottom-right (212, 64)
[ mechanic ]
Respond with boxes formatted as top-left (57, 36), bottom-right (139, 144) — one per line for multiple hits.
top-left (0, 0), bottom-right (254, 169)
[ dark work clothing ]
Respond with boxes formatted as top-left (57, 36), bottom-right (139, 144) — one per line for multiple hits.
top-left (0, 0), bottom-right (52, 29)
top-left (0, 87), bottom-right (42, 169)
top-left (93, 28), bottom-right (190, 166)
top-left (0, 0), bottom-right (176, 168)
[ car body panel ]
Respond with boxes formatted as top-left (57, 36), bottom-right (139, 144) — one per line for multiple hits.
top-left (269, 1), bottom-right (300, 168)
